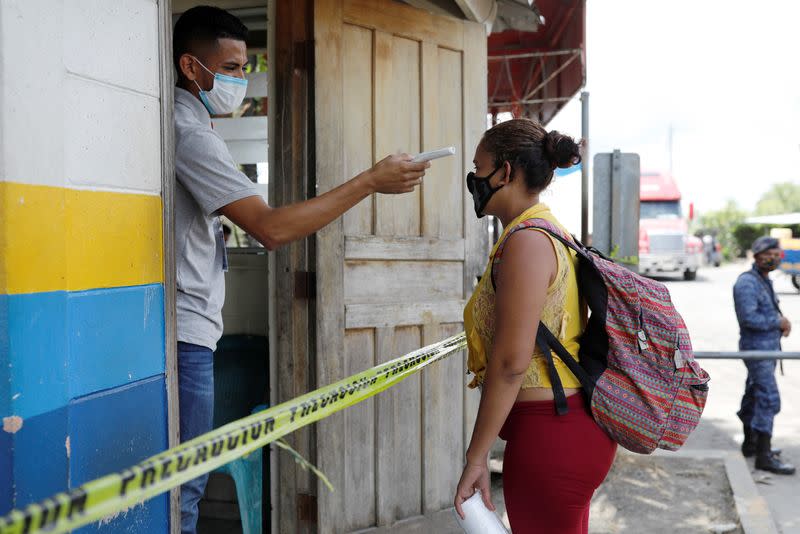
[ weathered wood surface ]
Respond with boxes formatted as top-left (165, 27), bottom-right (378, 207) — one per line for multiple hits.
top-left (345, 236), bottom-right (465, 261)
top-left (374, 31), bottom-right (421, 237)
top-left (461, 16), bottom-right (488, 461)
top-left (421, 43), bottom-right (464, 239)
top-left (313, 0), bottom-right (488, 531)
top-left (343, 0), bottom-right (464, 50)
top-left (342, 24), bottom-right (374, 237)
top-left (157, 0), bottom-right (179, 529)
top-left (314, 0), bottom-right (347, 532)
top-left (344, 260), bottom-right (463, 304)
top-left (345, 300), bottom-right (466, 330)
top-left (343, 329), bottom-right (377, 530)
top-left (274, 1), bottom-right (317, 533)
top-left (422, 322), bottom-right (465, 513)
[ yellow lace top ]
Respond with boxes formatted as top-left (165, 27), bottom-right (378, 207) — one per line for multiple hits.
top-left (464, 203), bottom-right (584, 389)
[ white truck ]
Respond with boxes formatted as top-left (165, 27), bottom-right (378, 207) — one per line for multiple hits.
top-left (638, 172), bottom-right (702, 280)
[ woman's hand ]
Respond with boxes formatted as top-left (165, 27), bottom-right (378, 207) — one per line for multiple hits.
top-left (454, 459), bottom-right (495, 520)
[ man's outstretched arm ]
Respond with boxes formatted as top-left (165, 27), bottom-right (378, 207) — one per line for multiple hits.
top-left (220, 154), bottom-right (428, 250)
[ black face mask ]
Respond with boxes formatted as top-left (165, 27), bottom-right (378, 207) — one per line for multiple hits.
top-left (466, 165), bottom-right (503, 218)
top-left (757, 256), bottom-right (781, 271)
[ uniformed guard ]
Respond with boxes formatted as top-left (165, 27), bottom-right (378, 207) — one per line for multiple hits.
top-left (733, 236), bottom-right (795, 475)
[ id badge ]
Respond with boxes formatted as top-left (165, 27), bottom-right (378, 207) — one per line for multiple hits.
top-left (215, 219), bottom-right (229, 272)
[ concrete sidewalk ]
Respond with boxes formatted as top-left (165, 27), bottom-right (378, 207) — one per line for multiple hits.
top-left (684, 359), bottom-right (800, 534)
top-left (664, 263), bottom-right (800, 534)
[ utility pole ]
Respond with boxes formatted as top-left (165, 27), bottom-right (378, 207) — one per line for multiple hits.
top-left (581, 91), bottom-right (589, 243)
top-left (668, 123), bottom-right (674, 176)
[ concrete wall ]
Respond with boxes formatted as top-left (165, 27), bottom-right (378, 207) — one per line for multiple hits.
top-left (0, 1), bottom-right (169, 531)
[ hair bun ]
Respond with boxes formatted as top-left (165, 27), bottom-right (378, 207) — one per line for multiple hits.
top-left (543, 130), bottom-right (582, 169)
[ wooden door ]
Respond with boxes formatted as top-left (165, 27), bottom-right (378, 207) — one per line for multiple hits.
top-left (314, 0), bottom-right (488, 531)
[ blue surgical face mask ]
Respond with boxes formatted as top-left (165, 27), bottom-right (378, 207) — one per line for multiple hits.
top-left (466, 165), bottom-right (504, 218)
top-left (191, 57), bottom-right (248, 115)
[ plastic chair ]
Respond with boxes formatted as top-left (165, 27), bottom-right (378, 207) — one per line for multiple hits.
top-left (213, 404), bottom-right (267, 534)
top-left (212, 335), bottom-right (269, 534)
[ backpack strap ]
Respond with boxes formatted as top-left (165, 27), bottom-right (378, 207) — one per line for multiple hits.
top-left (490, 221), bottom-right (528, 290)
top-left (524, 219), bottom-right (592, 260)
top-left (491, 218), bottom-right (585, 290)
top-left (493, 217), bottom-right (599, 414)
top-left (535, 327), bottom-right (569, 415)
top-left (536, 323), bottom-right (596, 415)
top-left (539, 325), bottom-right (596, 390)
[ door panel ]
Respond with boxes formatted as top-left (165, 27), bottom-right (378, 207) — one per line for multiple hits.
top-left (374, 32), bottom-right (422, 237)
top-left (375, 325), bottom-right (423, 522)
top-left (344, 260), bottom-right (463, 304)
top-left (422, 322), bottom-right (466, 512)
top-left (342, 328), bottom-right (376, 529)
top-left (342, 24), bottom-right (374, 237)
top-left (315, 1), bottom-right (488, 531)
top-left (422, 45), bottom-right (464, 239)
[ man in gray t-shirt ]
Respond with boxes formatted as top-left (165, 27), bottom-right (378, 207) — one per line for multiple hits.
top-left (172, 7), bottom-right (428, 533)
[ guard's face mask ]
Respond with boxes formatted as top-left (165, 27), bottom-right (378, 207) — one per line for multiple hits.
top-left (466, 165), bottom-right (504, 218)
top-left (191, 57), bottom-right (248, 115)
top-left (758, 255), bottom-right (781, 271)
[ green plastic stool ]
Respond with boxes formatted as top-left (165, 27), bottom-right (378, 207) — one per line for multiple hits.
top-left (213, 404), bottom-right (267, 534)
top-left (212, 335), bottom-right (269, 534)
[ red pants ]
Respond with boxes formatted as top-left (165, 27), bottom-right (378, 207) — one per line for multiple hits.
top-left (499, 393), bottom-right (617, 534)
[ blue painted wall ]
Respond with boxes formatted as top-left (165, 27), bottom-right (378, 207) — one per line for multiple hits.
top-left (0, 295), bottom-right (10, 511)
top-left (4, 285), bottom-right (165, 421)
top-left (1, 285), bottom-right (169, 533)
top-left (71, 376), bottom-right (169, 533)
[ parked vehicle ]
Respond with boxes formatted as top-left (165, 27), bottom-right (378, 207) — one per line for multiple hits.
top-left (638, 172), bottom-right (700, 280)
top-left (783, 248), bottom-right (800, 291)
top-left (702, 234), bottom-right (722, 267)
top-left (769, 227), bottom-right (800, 290)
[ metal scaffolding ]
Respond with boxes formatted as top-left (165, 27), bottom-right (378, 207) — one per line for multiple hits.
top-left (488, 47), bottom-right (585, 120)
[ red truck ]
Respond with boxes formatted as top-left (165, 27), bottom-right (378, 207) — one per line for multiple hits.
top-left (638, 172), bottom-right (702, 280)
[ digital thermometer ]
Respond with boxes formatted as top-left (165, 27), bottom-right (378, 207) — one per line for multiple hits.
top-left (411, 146), bottom-right (456, 163)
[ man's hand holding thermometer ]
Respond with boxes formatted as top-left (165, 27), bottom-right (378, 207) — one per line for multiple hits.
top-left (364, 147), bottom-right (456, 194)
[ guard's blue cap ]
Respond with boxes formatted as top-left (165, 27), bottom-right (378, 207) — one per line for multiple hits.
top-left (752, 236), bottom-right (780, 255)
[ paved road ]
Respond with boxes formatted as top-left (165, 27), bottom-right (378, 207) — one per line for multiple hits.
top-left (663, 261), bottom-right (800, 534)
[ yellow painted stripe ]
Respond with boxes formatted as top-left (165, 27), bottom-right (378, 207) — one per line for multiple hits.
top-left (1, 182), bottom-right (163, 294)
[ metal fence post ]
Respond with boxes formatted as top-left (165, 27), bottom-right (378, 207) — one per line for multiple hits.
top-left (580, 91), bottom-right (589, 244)
top-left (593, 151), bottom-right (640, 272)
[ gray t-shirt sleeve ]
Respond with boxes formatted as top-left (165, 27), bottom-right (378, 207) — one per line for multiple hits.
top-left (175, 128), bottom-right (259, 216)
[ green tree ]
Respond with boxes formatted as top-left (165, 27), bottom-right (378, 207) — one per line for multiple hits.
top-left (698, 200), bottom-right (747, 260)
top-left (732, 224), bottom-right (766, 258)
top-left (755, 182), bottom-right (800, 215)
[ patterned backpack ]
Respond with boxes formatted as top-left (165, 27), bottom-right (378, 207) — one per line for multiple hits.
top-left (497, 218), bottom-right (710, 454)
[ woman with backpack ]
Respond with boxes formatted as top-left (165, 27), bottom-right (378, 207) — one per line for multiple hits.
top-left (453, 119), bottom-right (617, 533)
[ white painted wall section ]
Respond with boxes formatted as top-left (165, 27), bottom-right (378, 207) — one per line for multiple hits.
top-left (0, 0), bottom-right (162, 195)
top-left (64, 76), bottom-right (162, 193)
top-left (0, 1), bottom-right (66, 187)
top-left (64, 0), bottom-right (160, 98)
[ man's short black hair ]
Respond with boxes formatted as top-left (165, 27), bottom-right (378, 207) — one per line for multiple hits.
top-left (173, 6), bottom-right (249, 73)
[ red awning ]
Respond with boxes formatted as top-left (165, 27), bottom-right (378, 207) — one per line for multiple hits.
top-left (488, 0), bottom-right (586, 125)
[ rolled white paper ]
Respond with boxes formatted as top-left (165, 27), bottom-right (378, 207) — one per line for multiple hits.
top-left (453, 490), bottom-right (509, 534)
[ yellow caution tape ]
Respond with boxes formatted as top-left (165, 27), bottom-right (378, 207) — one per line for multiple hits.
top-left (0, 333), bottom-right (467, 534)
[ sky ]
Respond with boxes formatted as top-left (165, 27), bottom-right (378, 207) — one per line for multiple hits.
top-left (544, 0), bottom-right (800, 233)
